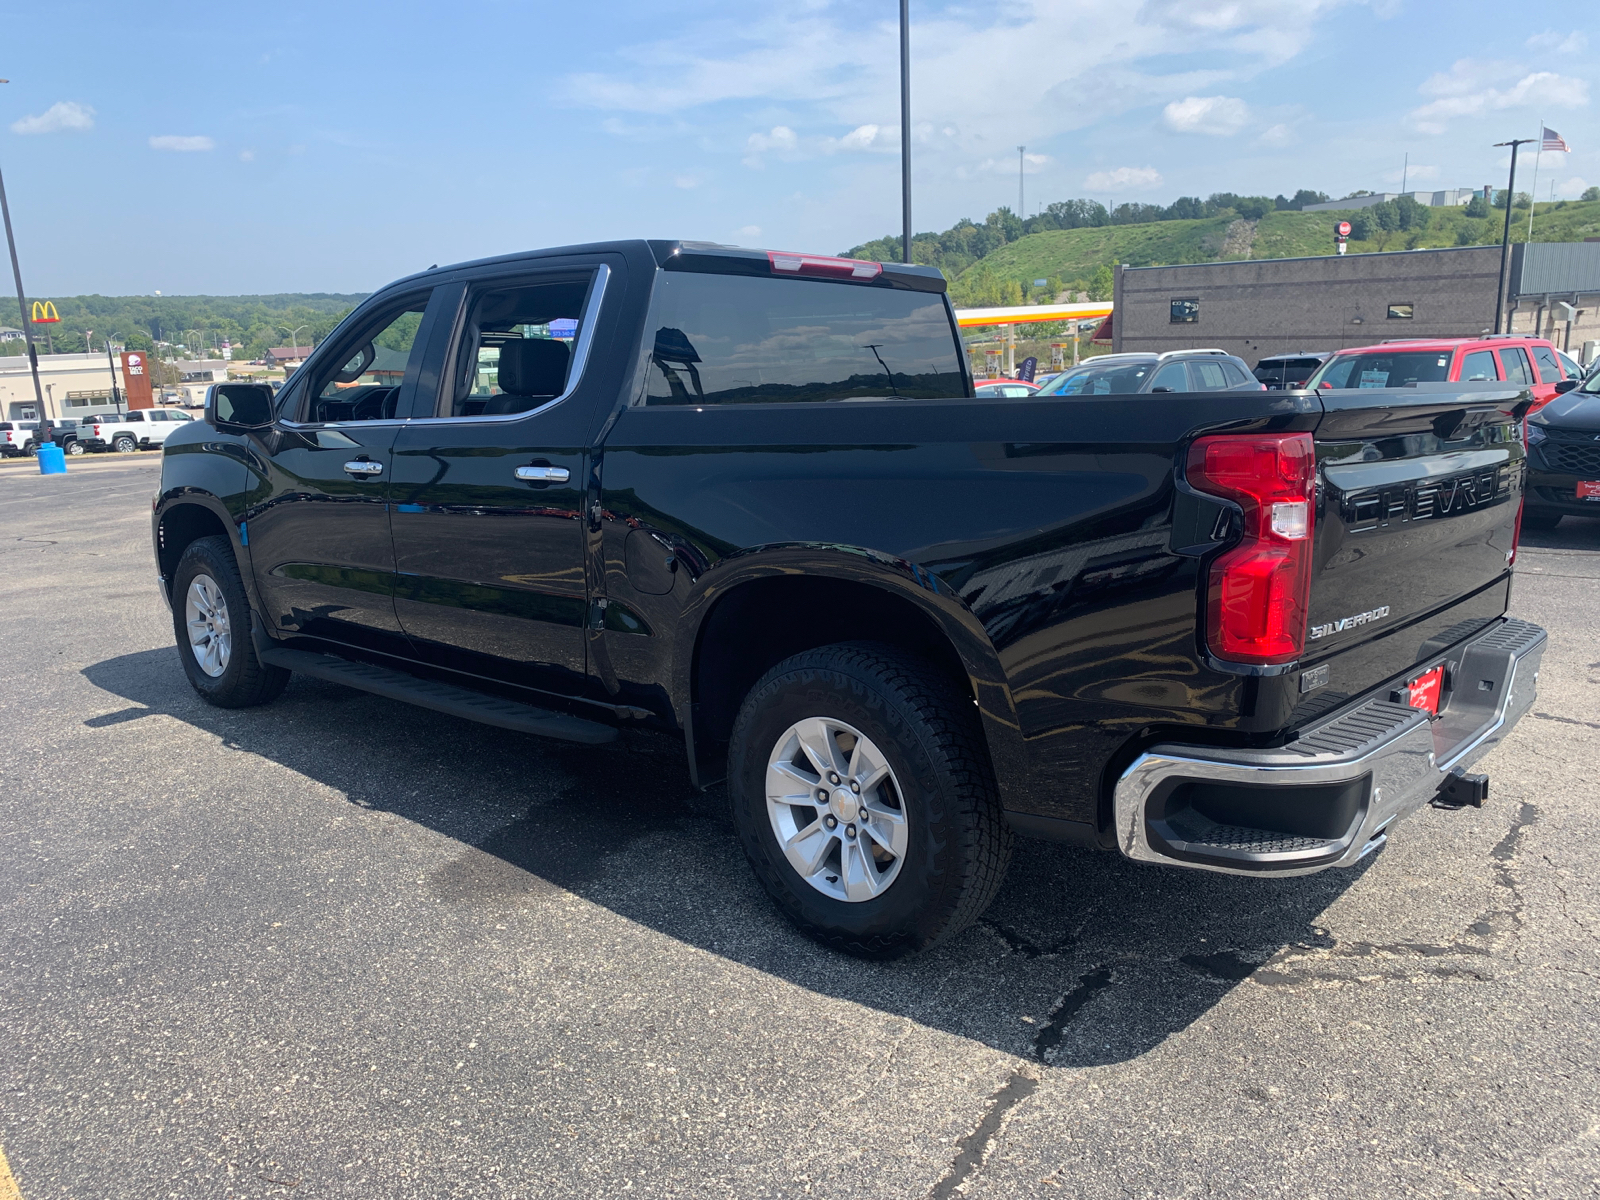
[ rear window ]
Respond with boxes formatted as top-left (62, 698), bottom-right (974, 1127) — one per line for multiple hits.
top-left (641, 273), bottom-right (965, 405)
top-left (1311, 351), bottom-right (1452, 388)
top-left (1035, 359), bottom-right (1157, 396)
top-left (1253, 357), bottom-right (1323, 383)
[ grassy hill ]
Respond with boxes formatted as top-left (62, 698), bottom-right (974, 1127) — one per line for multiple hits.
top-left (950, 200), bottom-right (1600, 307)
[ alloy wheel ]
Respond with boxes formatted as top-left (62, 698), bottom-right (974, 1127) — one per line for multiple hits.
top-left (185, 573), bottom-right (232, 678)
top-left (765, 717), bottom-right (909, 902)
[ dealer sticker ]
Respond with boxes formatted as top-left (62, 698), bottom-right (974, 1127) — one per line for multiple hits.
top-left (1578, 481), bottom-right (1600, 501)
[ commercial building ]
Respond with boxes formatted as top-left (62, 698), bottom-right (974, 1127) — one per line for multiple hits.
top-left (0, 352), bottom-right (130, 422)
top-left (1111, 243), bottom-right (1600, 364)
top-left (1303, 189), bottom-right (1479, 211)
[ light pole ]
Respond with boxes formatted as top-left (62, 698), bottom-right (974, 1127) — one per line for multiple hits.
top-left (288, 324), bottom-right (308, 360)
top-left (1493, 138), bottom-right (1535, 335)
top-left (0, 78), bottom-right (46, 423)
top-left (899, 0), bottom-right (911, 264)
top-left (1018, 145), bottom-right (1025, 218)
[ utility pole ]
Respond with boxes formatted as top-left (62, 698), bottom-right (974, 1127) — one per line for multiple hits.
top-left (1401, 152), bottom-right (1408, 195)
top-left (898, 0), bottom-right (912, 264)
top-left (0, 80), bottom-right (46, 422)
top-left (1493, 138), bottom-right (1535, 335)
top-left (1018, 145), bottom-right (1025, 218)
top-left (106, 339), bottom-right (123, 413)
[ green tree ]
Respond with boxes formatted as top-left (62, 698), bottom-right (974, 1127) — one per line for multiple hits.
top-left (1000, 279), bottom-right (1025, 306)
top-left (1087, 266), bottom-right (1114, 302)
top-left (1582, 186), bottom-right (1600, 202)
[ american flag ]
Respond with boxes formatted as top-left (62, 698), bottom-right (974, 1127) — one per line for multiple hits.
top-left (1541, 126), bottom-right (1570, 152)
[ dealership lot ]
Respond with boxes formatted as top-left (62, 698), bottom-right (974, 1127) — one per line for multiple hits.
top-left (3, 455), bottom-right (1600, 1199)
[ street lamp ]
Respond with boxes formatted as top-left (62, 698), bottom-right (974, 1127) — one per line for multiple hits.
top-left (288, 324), bottom-right (308, 360)
top-left (899, 0), bottom-right (911, 264)
top-left (1492, 138), bottom-right (1535, 335)
top-left (0, 78), bottom-right (46, 422)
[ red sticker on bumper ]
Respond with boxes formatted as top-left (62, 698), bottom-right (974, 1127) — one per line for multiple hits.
top-left (1578, 481), bottom-right (1600, 501)
top-left (1407, 665), bottom-right (1444, 716)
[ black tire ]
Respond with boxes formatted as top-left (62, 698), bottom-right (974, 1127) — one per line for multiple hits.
top-left (1523, 508), bottom-right (1562, 531)
top-left (64, 439), bottom-right (85, 456)
top-left (21, 440), bottom-right (36, 457)
top-left (171, 534), bottom-right (290, 708)
top-left (728, 642), bottom-right (1012, 958)
top-left (113, 434), bottom-right (136, 454)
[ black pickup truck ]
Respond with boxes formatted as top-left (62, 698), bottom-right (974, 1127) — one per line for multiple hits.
top-left (154, 240), bottom-right (1546, 956)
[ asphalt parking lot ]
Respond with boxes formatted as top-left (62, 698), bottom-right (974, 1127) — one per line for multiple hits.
top-left (3, 452), bottom-right (1600, 1199)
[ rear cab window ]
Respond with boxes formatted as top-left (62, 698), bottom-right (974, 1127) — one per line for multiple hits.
top-left (1036, 359), bottom-right (1156, 396)
top-left (640, 273), bottom-right (966, 406)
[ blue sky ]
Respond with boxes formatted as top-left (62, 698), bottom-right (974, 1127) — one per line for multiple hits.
top-left (0, 0), bottom-right (1592, 295)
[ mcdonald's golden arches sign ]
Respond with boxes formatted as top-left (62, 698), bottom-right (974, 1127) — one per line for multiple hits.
top-left (30, 301), bottom-right (60, 324)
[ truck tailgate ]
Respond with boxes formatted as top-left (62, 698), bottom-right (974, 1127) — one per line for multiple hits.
top-left (1306, 382), bottom-right (1527, 682)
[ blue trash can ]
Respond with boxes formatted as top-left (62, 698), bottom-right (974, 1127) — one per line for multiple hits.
top-left (37, 444), bottom-right (67, 475)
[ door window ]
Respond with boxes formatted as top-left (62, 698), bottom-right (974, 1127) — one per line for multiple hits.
top-left (640, 272), bottom-right (965, 405)
top-left (1460, 351), bottom-right (1499, 382)
top-left (435, 276), bottom-right (593, 418)
top-left (1531, 345), bottom-right (1564, 382)
top-left (303, 292), bottom-right (432, 424)
top-left (1189, 361), bottom-right (1230, 390)
top-left (1220, 361), bottom-right (1250, 387)
top-left (1499, 347), bottom-right (1534, 385)
top-left (1556, 350), bottom-right (1583, 379)
top-left (1149, 362), bottom-right (1187, 392)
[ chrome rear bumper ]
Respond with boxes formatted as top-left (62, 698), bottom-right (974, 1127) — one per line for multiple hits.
top-left (1113, 618), bottom-right (1546, 876)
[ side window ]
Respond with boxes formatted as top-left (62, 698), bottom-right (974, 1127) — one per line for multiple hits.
top-left (1556, 350), bottom-right (1583, 379)
top-left (1220, 361), bottom-right (1250, 386)
top-left (126, 411), bottom-right (144, 423)
top-left (1531, 345), bottom-right (1563, 382)
top-left (1500, 347), bottom-right (1534, 385)
top-left (1149, 362), bottom-right (1187, 392)
top-left (1190, 361), bottom-right (1230, 390)
top-left (1461, 350), bottom-right (1499, 382)
top-left (439, 276), bottom-right (592, 418)
top-left (641, 272), bottom-right (965, 406)
top-left (171, 411), bottom-right (193, 421)
top-left (304, 291), bottom-right (432, 424)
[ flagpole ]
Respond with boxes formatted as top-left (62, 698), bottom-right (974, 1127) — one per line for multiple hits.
top-left (1527, 121), bottom-right (1542, 244)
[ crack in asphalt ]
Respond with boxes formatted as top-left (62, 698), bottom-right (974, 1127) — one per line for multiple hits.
top-left (925, 1069), bottom-right (1040, 1200)
top-left (1031, 967), bottom-right (1114, 1064)
top-left (1532, 711), bottom-right (1600, 731)
top-left (980, 921), bottom-right (1068, 959)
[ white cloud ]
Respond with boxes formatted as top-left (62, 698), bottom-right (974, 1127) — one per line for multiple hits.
top-left (1163, 95), bottom-right (1251, 135)
top-left (149, 135), bottom-right (215, 152)
top-left (1084, 166), bottom-right (1163, 191)
top-left (238, 149), bottom-right (255, 162)
top-left (10, 101), bottom-right (95, 135)
top-left (735, 225), bottom-right (762, 239)
top-left (836, 123), bottom-right (880, 150)
top-left (1258, 122), bottom-right (1296, 146)
top-left (746, 125), bottom-right (796, 153)
top-left (1409, 60), bottom-right (1589, 133)
top-left (1526, 30), bottom-right (1587, 54)
top-left (673, 174), bottom-right (701, 189)
top-left (1384, 163), bottom-right (1439, 184)
top-left (1557, 176), bottom-right (1589, 197)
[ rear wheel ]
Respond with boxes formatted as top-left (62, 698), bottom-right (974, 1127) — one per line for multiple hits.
top-left (1523, 508), bottom-right (1562, 531)
top-left (729, 642), bottom-right (1011, 958)
top-left (64, 440), bottom-right (85, 456)
top-left (113, 434), bottom-right (136, 454)
top-left (171, 535), bottom-right (289, 708)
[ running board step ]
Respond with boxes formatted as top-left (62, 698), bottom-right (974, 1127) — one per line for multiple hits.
top-left (258, 648), bottom-right (617, 745)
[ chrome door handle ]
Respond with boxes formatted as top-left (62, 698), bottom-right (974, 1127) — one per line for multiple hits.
top-left (343, 460), bottom-right (383, 477)
top-left (514, 465), bottom-right (570, 483)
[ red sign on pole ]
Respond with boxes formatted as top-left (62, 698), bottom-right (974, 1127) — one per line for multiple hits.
top-left (121, 351), bottom-right (155, 410)
top-left (1335, 220), bottom-right (1352, 237)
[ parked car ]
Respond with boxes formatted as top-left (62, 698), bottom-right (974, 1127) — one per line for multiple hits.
top-left (0, 420), bottom-right (37, 457)
top-left (153, 239), bottom-right (1545, 957)
top-left (38, 418), bottom-right (89, 455)
top-left (972, 378), bottom-right (1040, 397)
top-left (1524, 371), bottom-right (1600, 528)
top-left (1253, 352), bottom-right (1330, 390)
top-left (1307, 336), bottom-right (1574, 406)
top-left (1034, 349), bottom-right (1264, 396)
top-left (79, 408), bottom-right (197, 453)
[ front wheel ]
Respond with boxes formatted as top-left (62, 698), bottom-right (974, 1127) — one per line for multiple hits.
top-left (171, 534), bottom-right (290, 708)
top-left (64, 440), bottom-right (85, 456)
top-left (729, 642), bottom-right (1011, 958)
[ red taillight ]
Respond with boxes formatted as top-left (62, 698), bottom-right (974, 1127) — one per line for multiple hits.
top-left (1186, 432), bottom-right (1317, 665)
top-left (767, 250), bottom-right (882, 280)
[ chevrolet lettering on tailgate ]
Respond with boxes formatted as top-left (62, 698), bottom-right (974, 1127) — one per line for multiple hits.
top-left (1309, 605), bottom-right (1392, 641)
